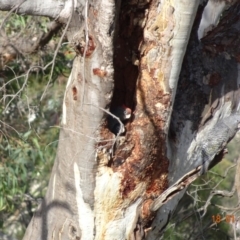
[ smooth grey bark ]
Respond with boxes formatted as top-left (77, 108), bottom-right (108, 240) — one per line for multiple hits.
top-left (22, 0), bottom-right (117, 238)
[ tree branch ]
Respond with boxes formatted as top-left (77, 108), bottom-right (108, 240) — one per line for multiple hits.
top-left (0, 0), bottom-right (71, 19)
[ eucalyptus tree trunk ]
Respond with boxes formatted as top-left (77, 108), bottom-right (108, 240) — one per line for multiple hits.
top-left (1, 0), bottom-right (240, 239)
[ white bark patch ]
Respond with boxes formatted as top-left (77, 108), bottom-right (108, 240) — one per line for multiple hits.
top-left (124, 198), bottom-right (142, 238)
top-left (94, 170), bottom-right (122, 239)
top-left (198, 0), bottom-right (226, 40)
top-left (104, 207), bottom-right (141, 240)
top-left (169, 0), bottom-right (200, 91)
top-left (74, 163), bottom-right (94, 240)
top-left (94, 162), bottom-right (143, 240)
top-left (52, 173), bottom-right (56, 200)
top-left (59, 0), bottom-right (77, 19)
top-left (165, 0), bottom-right (200, 133)
top-left (62, 71), bottom-right (73, 125)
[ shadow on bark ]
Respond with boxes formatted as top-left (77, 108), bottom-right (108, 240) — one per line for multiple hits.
top-left (34, 199), bottom-right (73, 239)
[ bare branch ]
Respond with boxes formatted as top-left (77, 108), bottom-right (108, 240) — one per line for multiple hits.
top-left (199, 163), bottom-right (237, 217)
top-left (0, 0), bottom-right (65, 19)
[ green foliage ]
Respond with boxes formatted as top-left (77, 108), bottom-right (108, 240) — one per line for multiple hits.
top-left (0, 128), bottom-right (58, 211)
top-left (227, 135), bottom-right (240, 162)
top-left (0, 11), bottom-right (71, 239)
top-left (0, 82), bottom-right (63, 238)
top-left (4, 13), bottom-right (50, 37)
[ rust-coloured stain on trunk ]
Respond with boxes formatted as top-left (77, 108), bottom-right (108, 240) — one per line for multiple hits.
top-left (99, 0), bottom-right (173, 225)
top-left (112, 0), bottom-right (171, 222)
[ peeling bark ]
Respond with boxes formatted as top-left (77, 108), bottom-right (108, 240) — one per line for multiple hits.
top-left (148, 1), bottom-right (240, 238)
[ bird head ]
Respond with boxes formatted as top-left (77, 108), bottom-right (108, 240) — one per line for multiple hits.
top-left (121, 105), bottom-right (132, 120)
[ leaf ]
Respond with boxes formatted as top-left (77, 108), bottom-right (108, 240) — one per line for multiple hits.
top-left (22, 130), bottom-right (32, 140)
top-left (32, 137), bottom-right (40, 149)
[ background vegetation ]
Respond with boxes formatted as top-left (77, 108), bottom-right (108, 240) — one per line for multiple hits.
top-left (0, 12), bottom-right (72, 239)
